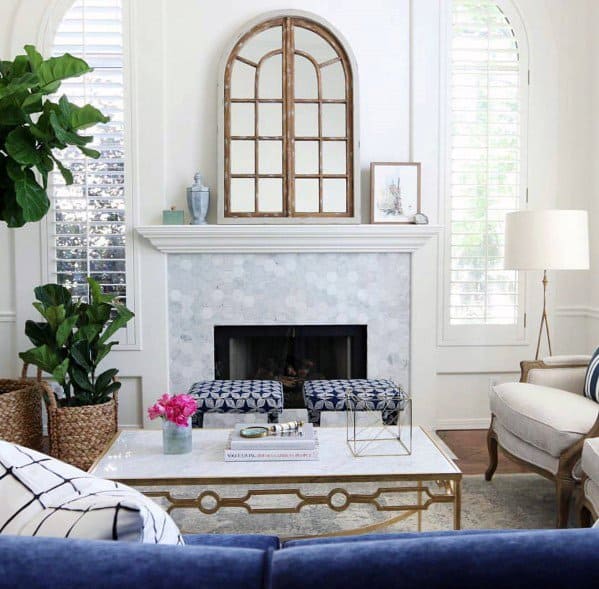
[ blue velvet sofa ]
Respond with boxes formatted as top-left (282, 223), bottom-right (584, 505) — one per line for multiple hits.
top-left (1, 528), bottom-right (598, 588)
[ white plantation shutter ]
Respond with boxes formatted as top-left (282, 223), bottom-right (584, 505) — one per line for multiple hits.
top-left (448, 0), bottom-right (525, 327)
top-left (50, 0), bottom-right (126, 304)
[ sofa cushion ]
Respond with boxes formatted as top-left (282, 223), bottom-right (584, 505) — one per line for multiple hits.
top-left (273, 529), bottom-right (599, 589)
top-left (0, 535), bottom-right (268, 589)
top-left (184, 534), bottom-right (280, 550)
top-left (490, 382), bottom-right (599, 457)
top-left (584, 348), bottom-right (599, 402)
top-left (583, 438), bottom-right (599, 482)
top-left (0, 440), bottom-right (182, 544)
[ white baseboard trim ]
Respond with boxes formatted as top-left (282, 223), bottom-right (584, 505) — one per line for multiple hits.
top-left (435, 417), bottom-right (491, 430)
top-left (555, 306), bottom-right (599, 320)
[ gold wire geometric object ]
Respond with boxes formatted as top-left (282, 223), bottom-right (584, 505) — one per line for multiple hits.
top-left (535, 269), bottom-right (553, 360)
top-left (345, 388), bottom-right (412, 457)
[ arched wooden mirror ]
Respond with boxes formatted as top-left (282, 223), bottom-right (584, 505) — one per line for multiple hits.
top-left (220, 15), bottom-right (357, 221)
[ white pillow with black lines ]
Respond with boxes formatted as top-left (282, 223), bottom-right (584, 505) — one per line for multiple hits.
top-left (0, 440), bottom-right (183, 544)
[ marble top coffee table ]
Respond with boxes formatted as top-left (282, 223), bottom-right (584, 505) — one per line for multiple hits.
top-left (90, 426), bottom-right (462, 537)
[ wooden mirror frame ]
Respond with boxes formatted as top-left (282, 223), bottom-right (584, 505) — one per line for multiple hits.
top-left (217, 11), bottom-right (360, 224)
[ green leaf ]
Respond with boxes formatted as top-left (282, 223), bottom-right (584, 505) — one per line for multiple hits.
top-left (24, 320), bottom-right (54, 347)
top-left (99, 303), bottom-right (134, 345)
top-left (5, 127), bottom-right (40, 165)
top-left (68, 103), bottom-right (109, 130)
top-left (37, 53), bottom-right (91, 88)
top-left (78, 146), bottom-right (101, 159)
top-left (19, 344), bottom-right (61, 374)
top-left (34, 283), bottom-right (72, 308)
top-left (0, 184), bottom-right (25, 227)
top-left (52, 358), bottom-right (69, 386)
top-left (43, 305), bottom-right (66, 331)
top-left (56, 314), bottom-right (78, 347)
top-left (70, 339), bottom-right (92, 371)
top-left (95, 341), bottom-right (117, 366)
top-left (70, 364), bottom-right (94, 393)
top-left (78, 323), bottom-right (102, 343)
top-left (24, 45), bottom-right (43, 72)
top-left (88, 277), bottom-right (113, 305)
top-left (50, 155), bottom-right (73, 185)
top-left (95, 368), bottom-right (118, 394)
top-left (100, 380), bottom-right (121, 401)
top-left (13, 170), bottom-right (50, 222)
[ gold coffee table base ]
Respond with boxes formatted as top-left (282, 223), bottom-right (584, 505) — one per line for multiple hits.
top-left (119, 475), bottom-right (461, 539)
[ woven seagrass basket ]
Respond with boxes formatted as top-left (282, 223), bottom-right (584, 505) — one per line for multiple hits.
top-left (0, 366), bottom-right (47, 451)
top-left (45, 388), bottom-right (119, 471)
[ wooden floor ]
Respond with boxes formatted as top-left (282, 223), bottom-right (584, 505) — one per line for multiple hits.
top-left (437, 429), bottom-right (529, 476)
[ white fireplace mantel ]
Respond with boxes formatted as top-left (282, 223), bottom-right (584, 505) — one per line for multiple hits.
top-left (136, 224), bottom-right (442, 254)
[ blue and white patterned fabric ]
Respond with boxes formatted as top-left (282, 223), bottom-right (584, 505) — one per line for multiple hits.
top-left (188, 380), bottom-right (284, 427)
top-left (303, 379), bottom-right (408, 425)
top-left (584, 348), bottom-right (599, 403)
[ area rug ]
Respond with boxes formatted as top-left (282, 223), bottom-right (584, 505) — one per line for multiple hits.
top-left (157, 474), bottom-right (559, 537)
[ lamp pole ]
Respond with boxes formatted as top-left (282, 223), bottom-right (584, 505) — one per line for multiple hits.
top-left (534, 269), bottom-right (552, 360)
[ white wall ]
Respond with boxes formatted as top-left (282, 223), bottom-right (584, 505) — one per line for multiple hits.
top-left (0, 0), bottom-right (596, 429)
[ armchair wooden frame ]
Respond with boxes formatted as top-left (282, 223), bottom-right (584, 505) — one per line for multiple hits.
top-left (485, 360), bottom-right (599, 528)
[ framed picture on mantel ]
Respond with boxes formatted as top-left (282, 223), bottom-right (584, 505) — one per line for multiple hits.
top-left (370, 162), bottom-right (421, 224)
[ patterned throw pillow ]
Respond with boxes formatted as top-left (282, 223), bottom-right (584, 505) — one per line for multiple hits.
top-left (584, 348), bottom-right (599, 402)
top-left (0, 441), bottom-right (183, 544)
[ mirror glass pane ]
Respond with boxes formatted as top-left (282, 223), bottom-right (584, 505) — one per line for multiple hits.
top-left (322, 141), bottom-right (346, 174)
top-left (230, 178), bottom-right (255, 212)
top-left (231, 103), bottom-right (255, 136)
top-left (238, 26), bottom-right (282, 63)
top-left (295, 179), bottom-right (319, 212)
top-left (322, 178), bottom-right (347, 212)
top-left (294, 26), bottom-right (337, 63)
top-left (295, 103), bottom-right (318, 136)
top-left (294, 55), bottom-right (318, 99)
top-left (230, 140), bottom-right (255, 174)
top-left (259, 140), bottom-right (282, 174)
top-left (295, 141), bottom-right (319, 174)
top-left (230, 60), bottom-right (255, 98)
top-left (321, 61), bottom-right (345, 99)
top-left (258, 103), bottom-right (282, 136)
top-left (322, 104), bottom-right (346, 137)
top-left (258, 53), bottom-right (282, 99)
top-left (258, 178), bottom-right (283, 212)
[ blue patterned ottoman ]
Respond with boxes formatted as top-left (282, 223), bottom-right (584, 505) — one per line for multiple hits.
top-left (303, 379), bottom-right (408, 425)
top-left (188, 380), bottom-right (284, 427)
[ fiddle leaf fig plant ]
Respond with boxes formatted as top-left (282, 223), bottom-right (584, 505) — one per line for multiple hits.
top-left (0, 45), bottom-right (109, 227)
top-left (19, 278), bottom-right (134, 407)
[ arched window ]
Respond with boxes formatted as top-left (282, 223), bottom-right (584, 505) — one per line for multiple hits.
top-left (445, 0), bottom-right (527, 339)
top-left (50, 0), bottom-right (127, 304)
top-left (222, 16), bottom-right (356, 219)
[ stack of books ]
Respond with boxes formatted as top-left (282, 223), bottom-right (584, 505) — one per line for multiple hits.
top-left (224, 423), bottom-right (319, 462)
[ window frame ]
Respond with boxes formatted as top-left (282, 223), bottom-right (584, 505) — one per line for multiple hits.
top-left (39, 0), bottom-right (140, 349)
top-left (217, 12), bottom-right (361, 224)
top-left (439, 0), bottom-right (530, 347)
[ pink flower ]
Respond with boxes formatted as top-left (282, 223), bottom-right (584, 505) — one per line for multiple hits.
top-left (147, 393), bottom-right (198, 426)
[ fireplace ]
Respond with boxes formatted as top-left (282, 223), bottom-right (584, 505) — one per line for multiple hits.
top-left (214, 325), bottom-right (367, 408)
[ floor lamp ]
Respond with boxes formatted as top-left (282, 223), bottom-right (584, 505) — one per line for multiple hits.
top-left (504, 210), bottom-right (589, 360)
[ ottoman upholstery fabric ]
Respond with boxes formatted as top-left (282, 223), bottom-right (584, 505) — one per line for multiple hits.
top-left (189, 380), bottom-right (284, 426)
top-left (303, 379), bottom-right (408, 425)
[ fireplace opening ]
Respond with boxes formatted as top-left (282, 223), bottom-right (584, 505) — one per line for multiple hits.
top-left (214, 325), bottom-right (367, 408)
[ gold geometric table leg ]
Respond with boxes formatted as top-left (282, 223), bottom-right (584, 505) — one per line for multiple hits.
top-left (454, 479), bottom-right (462, 530)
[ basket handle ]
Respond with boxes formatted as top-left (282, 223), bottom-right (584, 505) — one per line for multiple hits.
top-left (21, 363), bottom-right (42, 382)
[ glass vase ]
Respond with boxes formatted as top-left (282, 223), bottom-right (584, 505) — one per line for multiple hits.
top-left (162, 419), bottom-right (192, 455)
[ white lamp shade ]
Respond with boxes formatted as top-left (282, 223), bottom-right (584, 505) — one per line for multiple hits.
top-left (504, 210), bottom-right (590, 270)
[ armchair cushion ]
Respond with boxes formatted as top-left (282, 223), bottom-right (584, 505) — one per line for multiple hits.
top-left (582, 438), bottom-right (599, 482)
top-left (526, 366), bottom-right (588, 396)
top-left (584, 348), bottom-right (599, 402)
top-left (490, 383), bottom-right (599, 457)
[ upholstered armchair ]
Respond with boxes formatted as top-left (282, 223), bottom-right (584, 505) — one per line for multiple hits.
top-left (486, 355), bottom-right (599, 527)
